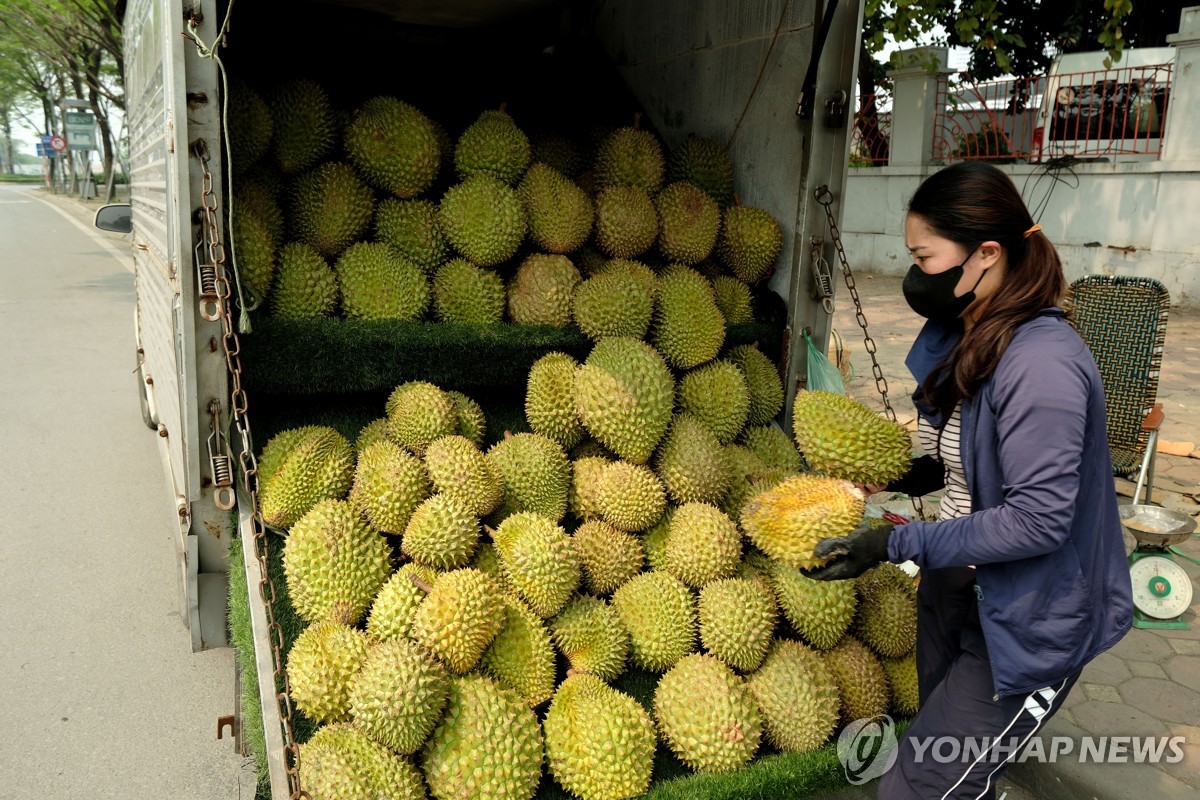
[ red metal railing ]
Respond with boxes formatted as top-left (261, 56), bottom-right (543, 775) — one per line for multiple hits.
top-left (931, 63), bottom-right (1172, 163)
top-left (850, 88), bottom-right (891, 167)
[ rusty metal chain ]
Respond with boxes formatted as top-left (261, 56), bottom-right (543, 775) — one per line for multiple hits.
top-left (814, 185), bottom-right (928, 521)
top-left (194, 140), bottom-right (308, 799)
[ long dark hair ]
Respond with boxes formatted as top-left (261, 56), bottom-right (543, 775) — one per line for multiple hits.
top-left (910, 162), bottom-right (1065, 416)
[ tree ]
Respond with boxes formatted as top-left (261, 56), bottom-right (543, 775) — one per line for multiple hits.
top-left (854, 0), bottom-right (1188, 164)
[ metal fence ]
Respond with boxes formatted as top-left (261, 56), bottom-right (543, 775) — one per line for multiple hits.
top-left (850, 88), bottom-right (891, 167)
top-left (931, 63), bottom-right (1172, 163)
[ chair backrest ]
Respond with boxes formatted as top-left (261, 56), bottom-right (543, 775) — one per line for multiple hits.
top-left (1063, 275), bottom-right (1170, 474)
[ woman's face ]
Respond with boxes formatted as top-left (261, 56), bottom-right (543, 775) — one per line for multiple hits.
top-left (904, 213), bottom-right (1004, 309)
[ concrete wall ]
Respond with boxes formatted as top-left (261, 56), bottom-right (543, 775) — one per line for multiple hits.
top-left (842, 161), bottom-right (1200, 305)
top-left (842, 9), bottom-right (1200, 306)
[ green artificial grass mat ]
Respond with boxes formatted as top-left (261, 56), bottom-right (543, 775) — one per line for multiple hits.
top-left (239, 318), bottom-right (784, 395)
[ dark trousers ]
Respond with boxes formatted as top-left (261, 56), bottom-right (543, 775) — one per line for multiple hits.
top-left (877, 567), bottom-right (1080, 800)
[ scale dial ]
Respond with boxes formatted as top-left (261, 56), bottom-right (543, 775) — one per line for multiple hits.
top-left (1130, 556), bottom-right (1193, 620)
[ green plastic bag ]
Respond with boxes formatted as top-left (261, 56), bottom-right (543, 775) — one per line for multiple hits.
top-left (803, 330), bottom-right (845, 395)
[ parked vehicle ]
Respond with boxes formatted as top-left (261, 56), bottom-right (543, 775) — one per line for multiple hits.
top-left (103, 0), bottom-right (866, 795)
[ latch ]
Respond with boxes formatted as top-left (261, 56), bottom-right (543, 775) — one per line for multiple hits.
top-left (810, 236), bottom-right (835, 314)
top-left (207, 400), bottom-right (235, 510)
top-left (824, 90), bottom-right (849, 129)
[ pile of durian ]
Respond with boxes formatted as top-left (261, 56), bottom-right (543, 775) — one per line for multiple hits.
top-left (258, 360), bottom-right (920, 799)
top-left (226, 78), bottom-right (781, 330)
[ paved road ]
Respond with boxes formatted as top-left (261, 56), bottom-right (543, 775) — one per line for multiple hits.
top-left (0, 184), bottom-right (247, 798)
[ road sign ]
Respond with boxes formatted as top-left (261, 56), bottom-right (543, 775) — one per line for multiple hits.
top-left (64, 112), bottom-right (95, 151)
top-left (50, 135), bottom-right (67, 152)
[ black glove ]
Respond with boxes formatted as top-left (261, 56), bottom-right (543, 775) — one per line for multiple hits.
top-left (803, 521), bottom-right (895, 581)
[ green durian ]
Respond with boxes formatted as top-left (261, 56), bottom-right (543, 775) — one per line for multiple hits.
top-left (374, 198), bottom-right (449, 273)
top-left (747, 640), bottom-right (840, 752)
top-left (349, 440), bottom-right (430, 534)
top-left (227, 79), bottom-right (272, 174)
top-left (345, 96), bottom-right (440, 197)
top-left (349, 638), bottom-right (449, 755)
top-left (439, 175), bottom-right (526, 266)
top-left (287, 621), bottom-right (370, 723)
top-left (412, 568), bottom-right (504, 674)
top-left (480, 594), bottom-right (557, 708)
top-left (718, 204), bottom-right (784, 283)
top-left (336, 242), bottom-right (429, 321)
top-left (432, 258), bottom-right (505, 323)
top-left (652, 266), bottom-right (725, 369)
top-left (594, 460), bottom-right (667, 532)
top-left (518, 162), bottom-right (593, 253)
top-left (507, 253), bottom-right (581, 326)
top-left (741, 423), bottom-right (805, 472)
top-left (823, 636), bottom-right (890, 725)
top-left (656, 181), bottom-right (720, 264)
top-left (270, 242), bottom-right (337, 318)
top-left (572, 270), bottom-right (653, 341)
top-left (677, 360), bottom-right (751, 444)
top-left (290, 162), bottom-right (375, 258)
top-left (455, 109), bottom-right (531, 185)
top-left (386, 381), bottom-right (457, 456)
top-left (447, 391), bottom-right (487, 446)
top-left (284, 499), bottom-right (393, 626)
top-left (300, 724), bottom-right (425, 800)
top-left (549, 596), bottom-right (629, 682)
top-left (593, 186), bottom-right (658, 259)
top-left (269, 80), bottom-right (335, 174)
top-left (667, 135), bottom-right (734, 204)
top-left (525, 352), bottom-right (585, 449)
top-left (486, 433), bottom-right (571, 521)
top-left (595, 127), bottom-right (664, 192)
top-left (574, 520), bottom-right (645, 595)
top-left (424, 435), bottom-right (503, 516)
top-left (664, 502), bottom-right (742, 589)
top-left (259, 426), bottom-right (355, 529)
top-left (855, 563), bottom-right (918, 658)
top-left (712, 275), bottom-right (755, 325)
top-left (699, 578), bottom-right (778, 672)
top-left (654, 654), bottom-right (762, 772)
top-left (726, 345), bottom-right (784, 426)
top-left (768, 559), bottom-right (857, 649)
top-left (611, 571), bottom-right (696, 672)
top-left (656, 414), bottom-right (732, 506)
top-left (401, 494), bottom-right (480, 570)
top-left (791, 391), bottom-right (913, 486)
top-left (366, 563), bottom-right (438, 643)
top-left (573, 337), bottom-right (674, 464)
top-left (883, 651), bottom-right (920, 716)
top-left (231, 209), bottom-right (275, 302)
top-left (568, 456), bottom-right (610, 521)
top-left (492, 512), bottom-right (580, 618)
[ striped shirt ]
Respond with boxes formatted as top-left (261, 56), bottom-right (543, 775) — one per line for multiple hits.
top-left (918, 404), bottom-right (973, 521)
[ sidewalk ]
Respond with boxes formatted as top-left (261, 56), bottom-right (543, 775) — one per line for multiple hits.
top-left (833, 273), bottom-right (1200, 800)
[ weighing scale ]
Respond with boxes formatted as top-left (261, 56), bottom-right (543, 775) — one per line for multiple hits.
top-left (1121, 504), bottom-right (1197, 630)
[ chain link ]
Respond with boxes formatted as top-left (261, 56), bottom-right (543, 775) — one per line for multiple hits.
top-left (194, 141), bottom-right (308, 799)
top-left (814, 185), bottom-right (928, 521)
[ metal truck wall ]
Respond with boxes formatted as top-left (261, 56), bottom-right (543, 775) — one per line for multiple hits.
top-left (591, 0), bottom-right (864, 422)
top-left (125, 0), bottom-right (230, 651)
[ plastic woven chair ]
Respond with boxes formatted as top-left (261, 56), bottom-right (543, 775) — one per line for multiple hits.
top-left (1063, 275), bottom-right (1170, 504)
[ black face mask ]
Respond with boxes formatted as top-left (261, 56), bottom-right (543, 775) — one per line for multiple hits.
top-left (902, 246), bottom-right (985, 321)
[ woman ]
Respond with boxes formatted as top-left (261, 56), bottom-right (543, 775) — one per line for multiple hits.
top-left (805, 162), bottom-right (1132, 799)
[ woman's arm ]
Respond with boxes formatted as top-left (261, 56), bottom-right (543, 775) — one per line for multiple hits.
top-left (885, 454), bottom-right (946, 497)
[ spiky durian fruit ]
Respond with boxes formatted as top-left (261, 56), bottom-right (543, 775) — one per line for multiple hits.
top-left (654, 654), bottom-right (762, 772)
top-left (471, 542), bottom-right (514, 595)
top-left (768, 559), bottom-right (857, 649)
top-left (574, 337), bottom-right (674, 465)
top-left (599, 258), bottom-right (658, 298)
top-left (424, 435), bottom-right (503, 516)
top-left (791, 391), bottom-right (913, 486)
top-left (594, 460), bottom-right (667, 532)
top-left (432, 259), bottom-right (505, 323)
top-left (386, 381), bottom-right (457, 457)
top-left (480, 594), bottom-right (557, 708)
top-left (525, 353), bottom-right (584, 449)
top-left (593, 186), bottom-right (659, 259)
top-left (720, 445), bottom-right (774, 520)
top-left (726, 345), bottom-right (784, 426)
top-left (656, 182), bottom-right (720, 264)
top-left (421, 675), bottom-right (544, 800)
top-left (574, 245), bottom-right (609, 276)
top-left (235, 179), bottom-right (285, 248)
top-left (401, 494), bottom-right (480, 570)
top-left (367, 563), bottom-right (437, 643)
top-left (740, 475), bottom-right (865, 570)
top-left (747, 640), bottom-right (840, 753)
top-left (611, 571), bottom-right (696, 671)
top-left (667, 135), bottom-right (734, 204)
top-left (678, 360), bottom-right (751, 444)
top-left (518, 163), bottom-right (593, 253)
top-left (335, 242), bottom-right (429, 321)
top-left (374, 198), bottom-right (449, 273)
top-left (531, 133), bottom-right (583, 177)
top-left (259, 426), bottom-right (355, 528)
top-left (574, 520), bottom-right (645, 595)
top-left (572, 269), bottom-right (653, 341)
top-left (712, 275), bottom-right (755, 325)
top-left (269, 80), bottom-right (335, 174)
top-left (855, 563), bottom-right (918, 658)
top-left (741, 423), bottom-right (805, 472)
top-left (349, 440), bottom-right (430, 534)
top-left (595, 127), bottom-right (665, 192)
top-left (350, 638), bottom-right (449, 755)
top-left (345, 96), bottom-right (440, 197)
top-left (641, 510), bottom-right (673, 571)
top-left (823, 636), bottom-right (890, 725)
top-left (270, 242), bottom-right (338, 318)
top-left (568, 456), bottom-right (609, 521)
top-left (412, 568), bottom-right (503, 674)
top-left (230, 210), bottom-right (275, 303)
top-left (545, 674), bottom-right (656, 800)
top-left (664, 502), bottom-right (742, 589)
top-left (355, 418), bottom-right (392, 453)
top-left (507, 253), bottom-right (581, 326)
top-left (455, 109), bottom-right (531, 185)
top-left (549, 596), bottom-right (629, 682)
top-left (227, 79), bottom-right (272, 174)
top-left (284, 499), bottom-right (392, 626)
top-left (718, 205), bottom-right (784, 283)
top-left (492, 512), bottom-right (580, 618)
top-left (287, 621), bottom-right (370, 723)
top-left (656, 414), bottom-right (732, 506)
top-left (300, 724), bottom-right (425, 800)
top-left (486, 433), bottom-right (571, 521)
top-left (447, 391), bottom-right (486, 446)
top-left (652, 266), bottom-right (726, 369)
top-left (290, 162), bottom-right (375, 258)
top-left (699, 578), bottom-right (777, 672)
top-left (439, 175), bottom-right (526, 266)
top-left (883, 651), bottom-right (920, 716)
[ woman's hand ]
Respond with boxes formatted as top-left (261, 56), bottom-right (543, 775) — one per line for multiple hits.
top-left (854, 482), bottom-right (888, 496)
top-left (802, 520), bottom-right (895, 581)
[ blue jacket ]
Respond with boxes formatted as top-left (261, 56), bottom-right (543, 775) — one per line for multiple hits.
top-left (887, 309), bottom-right (1133, 698)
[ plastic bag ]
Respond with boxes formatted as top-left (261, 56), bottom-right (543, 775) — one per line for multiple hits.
top-left (803, 330), bottom-right (845, 395)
